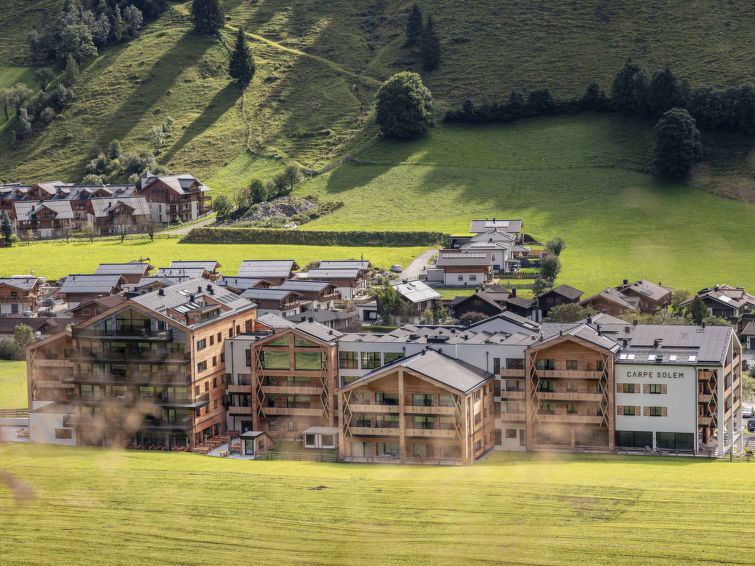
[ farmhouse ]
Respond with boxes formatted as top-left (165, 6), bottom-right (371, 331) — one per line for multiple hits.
top-left (678, 284), bottom-right (755, 326)
top-left (0, 276), bottom-right (43, 314)
top-left (138, 172), bottom-right (212, 223)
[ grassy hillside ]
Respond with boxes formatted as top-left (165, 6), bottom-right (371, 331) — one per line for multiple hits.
top-left (0, 361), bottom-right (27, 410)
top-left (1, 444), bottom-right (753, 564)
top-left (0, 1), bottom-right (61, 64)
top-left (0, 238), bottom-right (424, 280)
top-left (289, 114), bottom-right (755, 295)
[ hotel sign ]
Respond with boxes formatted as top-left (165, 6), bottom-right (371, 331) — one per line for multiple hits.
top-left (620, 368), bottom-right (691, 380)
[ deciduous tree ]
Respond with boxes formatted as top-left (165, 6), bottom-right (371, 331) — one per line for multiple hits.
top-left (653, 108), bottom-right (702, 178)
top-left (539, 255), bottom-right (561, 283)
top-left (376, 72), bottom-right (433, 138)
top-left (35, 67), bottom-right (56, 91)
top-left (611, 59), bottom-right (649, 115)
top-left (545, 236), bottom-right (566, 256)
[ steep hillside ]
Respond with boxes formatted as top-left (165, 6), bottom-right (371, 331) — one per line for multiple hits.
top-left (1, 0), bottom-right (754, 182)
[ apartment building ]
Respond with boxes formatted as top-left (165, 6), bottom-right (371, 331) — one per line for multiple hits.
top-left (29, 279), bottom-right (256, 450)
top-left (138, 172), bottom-right (212, 222)
top-left (14, 201), bottom-right (74, 239)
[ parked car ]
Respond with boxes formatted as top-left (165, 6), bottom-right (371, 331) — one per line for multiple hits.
top-left (40, 298), bottom-right (56, 308)
top-left (748, 420), bottom-right (755, 433)
top-left (743, 406), bottom-right (754, 419)
top-left (390, 264), bottom-right (402, 273)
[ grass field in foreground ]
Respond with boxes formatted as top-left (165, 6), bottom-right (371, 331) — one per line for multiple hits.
top-left (0, 238), bottom-right (426, 280)
top-left (0, 444), bottom-right (753, 565)
top-left (0, 360), bottom-right (26, 410)
top-left (296, 115), bottom-right (755, 295)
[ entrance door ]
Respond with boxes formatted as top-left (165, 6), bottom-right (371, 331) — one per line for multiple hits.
top-left (243, 438), bottom-right (255, 456)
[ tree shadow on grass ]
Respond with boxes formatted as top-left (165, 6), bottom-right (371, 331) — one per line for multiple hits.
top-left (160, 83), bottom-right (242, 163)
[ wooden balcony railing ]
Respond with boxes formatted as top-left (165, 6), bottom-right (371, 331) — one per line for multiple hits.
top-left (227, 384), bottom-right (252, 394)
top-left (697, 393), bottom-right (713, 403)
top-left (348, 403), bottom-right (399, 414)
top-left (349, 426), bottom-right (400, 436)
top-left (536, 414), bottom-right (604, 424)
top-left (262, 385), bottom-right (323, 395)
top-left (698, 416), bottom-right (713, 426)
top-left (534, 370), bottom-right (603, 379)
top-left (403, 405), bottom-right (456, 415)
top-left (228, 406), bottom-right (253, 415)
top-left (497, 413), bottom-right (526, 423)
top-left (32, 359), bottom-right (72, 367)
top-left (262, 407), bottom-right (324, 417)
top-left (536, 392), bottom-right (603, 402)
top-left (405, 428), bottom-right (456, 439)
top-left (498, 390), bottom-right (525, 400)
top-left (500, 369), bottom-right (525, 377)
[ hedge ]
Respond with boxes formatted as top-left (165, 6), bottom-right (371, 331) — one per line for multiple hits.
top-left (182, 228), bottom-right (447, 247)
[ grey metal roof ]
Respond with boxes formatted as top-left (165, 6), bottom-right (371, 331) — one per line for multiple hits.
top-left (616, 280), bottom-right (672, 302)
top-left (237, 260), bottom-right (297, 278)
top-left (217, 277), bottom-right (268, 290)
top-left (538, 323), bottom-right (621, 352)
top-left (132, 276), bottom-right (187, 289)
top-left (276, 280), bottom-right (333, 292)
top-left (168, 261), bottom-right (220, 271)
top-left (469, 230), bottom-right (516, 243)
top-left (302, 426), bottom-right (338, 435)
top-left (305, 268), bottom-right (360, 280)
top-left (543, 284), bottom-right (583, 301)
top-left (240, 288), bottom-right (299, 301)
top-left (90, 197), bottom-right (151, 218)
top-left (742, 321), bottom-right (755, 336)
top-left (141, 173), bottom-right (210, 195)
top-left (293, 320), bottom-right (344, 343)
top-left (95, 263), bottom-right (151, 276)
top-left (59, 274), bottom-right (123, 295)
top-left (257, 313), bottom-right (296, 329)
top-left (465, 311), bottom-right (541, 334)
top-left (580, 287), bottom-right (638, 310)
top-left (240, 430), bottom-right (266, 438)
top-left (436, 252), bottom-right (492, 267)
top-left (393, 280), bottom-right (442, 303)
top-left (469, 219), bottom-right (523, 234)
top-left (319, 260), bottom-right (370, 270)
top-left (155, 268), bottom-right (208, 279)
top-left (0, 277), bottom-right (41, 291)
top-left (287, 309), bottom-right (357, 324)
top-left (15, 200), bottom-right (74, 221)
top-left (351, 349), bottom-right (492, 394)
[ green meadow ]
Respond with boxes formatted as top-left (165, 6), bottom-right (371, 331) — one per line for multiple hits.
top-left (0, 238), bottom-right (425, 280)
top-left (0, 360), bottom-right (26, 410)
top-left (0, 444), bottom-right (753, 565)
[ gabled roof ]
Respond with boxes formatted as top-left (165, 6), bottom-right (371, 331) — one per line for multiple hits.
top-left (292, 320), bottom-right (343, 343)
top-left (319, 260), bottom-right (370, 271)
top-left (256, 313), bottom-right (296, 329)
top-left (237, 260), bottom-right (298, 278)
top-left (154, 267), bottom-right (209, 279)
top-left (742, 321), bottom-right (755, 336)
top-left (537, 323), bottom-right (621, 352)
top-left (616, 279), bottom-right (672, 302)
top-left (304, 268), bottom-right (360, 280)
top-left (0, 317), bottom-right (69, 335)
top-left (393, 280), bottom-right (441, 303)
top-left (678, 285), bottom-right (755, 310)
top-left (465, 311), bottom-right (541, 334)
top-left (580, 287), bottom-right (638, 310)
top-left (14, 200), bottom-right (74, 221)
top-left (451, 291), bottom-right (504, 312)
top-left (95, 262), bottom-right (151, 276)
top-left (90, 197), bottom-right (151, 218)
top-left (469, 219), bottom-right (523, 234)
top-left (240, 288), bottom-right (300, 302)
top-left (276, 280), bottom-right (334, 292)
top-left (217, 277), bottom-right (270, 291)
top-left (141, 172), bottom-right (210, 194)
top-left (468, 229), bottom-right (517, 243)
top-left (541, 284), bottom-right (583, 301)
top-left (69, 294), bottom-right (127, 313)
top-left (59, 274), bottom-right (124, 295)
top-left (287, 309), bottom-right (357, 324)
top-left (0, 277), bottom-right (42, 291)
top-left (168, 260), bottom-right (220, 272)
top-left (346, 348), bottom-right (492, 394)
top-left (435, 252), bottom-right (492, 267)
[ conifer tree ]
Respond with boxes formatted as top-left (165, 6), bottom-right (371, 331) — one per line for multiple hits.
top-left (405, 4), bottom-right (423, 46)
top-left (228, 27), bottom-right (255, 87)
top-left (419, 15), bottom-right (440, 71)
top-left (192, 0), bottom-right (225, 36)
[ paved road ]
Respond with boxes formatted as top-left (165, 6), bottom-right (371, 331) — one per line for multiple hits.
top-left (398, 249), bottom-right (438, 281)
top-left (161, 215), bottom-right (216, 235)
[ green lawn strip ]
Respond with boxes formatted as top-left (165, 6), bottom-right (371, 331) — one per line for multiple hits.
top-left (0, 360), bottom-right (27, 409)
top-left (0, 444), bottom-right (752, 564)
top-left (0, 239), bottom-right (425, 280)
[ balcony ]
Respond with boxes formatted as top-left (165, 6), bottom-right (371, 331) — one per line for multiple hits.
top-left (227, 384), bottom-right (252, 394)
top-left (73, 327), bottom-right (174, 341)
top-left (536, 392), bottom-right (603, 402)
top-left (534, 370), bottom-right (604, 379)
top-left (228, 406), bottom-right (253, 416)
top-left (72, 369), bottom-right (188, 385)
top-left (498, 390), bottom-right (525, 400)
top-left (698, 393), bottom-right (713, 403)
top-left (71, 349), bottom-right (190, 363)
top-left (348, 403), bottom-right (399, 414)
top-left (536, 414), bottom-right (604, 424)
top-left (349, 426), bottom-right (400, 436)
top-left (32, 359), bottom-right (73, 368)
top-left (498, 413), bottom-right (526, 423)
top-left (698, 416), bottom-right (714, 426)
top-left (405, 428), bottom-right (456, 439)
top-left (262, 407), bottom-right (324, 417)
top-left (261, 385), bottom-right (323, 395)
top-left (403, 405), bottom-right (456, 415)
top-left (500, 369), bottom-right (525, 377)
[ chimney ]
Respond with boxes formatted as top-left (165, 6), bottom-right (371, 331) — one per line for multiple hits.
top-left (586, 314), bottom-right (592, 325)
top-left (654, 338), bottom-right (662, 348)
top-left (511, 288), bottom-right (517, 298)
top-left (596, 324), bottom-right (601, 335)
top-left (197, 286), bottom-right (202, 293)
top-left (308, 316), bottom-right (314, 323)
top-left (623, 279), bottom-right (628, 285)
top-left (189, 294), bottom-right (195, 302)
top-left (206, 284), bottom-right (212, 291)
top-left (158, 288), bottom-right (164, 296)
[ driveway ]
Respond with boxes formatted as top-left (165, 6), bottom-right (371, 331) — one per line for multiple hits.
top-left (161, 215), bottom-right (216, 235)
top-left (398, 249), bottom-right (438, 281)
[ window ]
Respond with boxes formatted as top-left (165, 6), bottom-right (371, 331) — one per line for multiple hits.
top-left (474, 440), bottom-right (482, 452)
top-left (220, 352), bottom-right (225, 363)
top-left (229, 328), bottom-right (233, 338)
top-left (439, 394), bottom-right (455, 407)
top-left (295, 351), bottom-right (322, 370)
top-left (194, 385), bottom-right (199, 395)
top-left (245, 320), bottom-right (252, 333)
top-left (212, 378), bottom-right (217, 388)
top-left (649, 406), bottom-right (663, 417)
top-left (540, 403), bottom-right (556, 414)
top-left (304, 434), bottom-right (316, 448)
top-left (212, 356), bottom-right (217, 367)
top-left (55, 428), bottom-right (72, 439)
top-left (209, 335), bottom-right (214, 346)
top-left (413, 415), bottom-right (435, 429)
top-left (615, 430), bottom-right (653, 448)
top-left (493, 358), bottom-right (501, 374)
top-left (469, 275), bottom-right (477, 282)
top-left (288, 421), bottom-right (297, 431)
top-left (197, 361), bottom-right (207, 372)
top-left (656, 432), bottom-right (694, 450)
top-left (82, 308), bottom-right (90, 316)
top-left (217, 332), bottom-right (222, 343)
top-left (457, 275), bottom-right (464, 282)
top-left (384, 352), bottom-right (402, 364)
top-left (566, 382), bottom-right (577, 392)
top-left (566, 360), bottom-right (577, 370)
top-left (213, 400), bottom-right (218, 409)
top-left (537, 381), bottom-right (555, 392)
top-left (261, 351), bottom-right (289, 370)
top-left (339, 351), bottom-right (358, 369)
top-left (376, 393), bottom-right (398, 406)
top-left (505, 429), bottom-right (517, 439)
top-left (506, 358), bottom-right (524, 369)
top-left (412, 394), bottom-right (433, 407)
top-left (360, 352), bottom-right (381, 369)
top-left (567, 404), bottom-right (577, 414)
top-left (204, 381), bottom-right (209, 392)
top-left (197, 338), bottom-right (207, 350)
top-left (536, 359), bottom-right (555, 370)
top-left (622, 383), bottom-right (635, 393)
top-left (267, 336), bottom-right (289, 347)
top-left (596, 360), bottom-right (605, 371)
top-left (649, 384), bottom-right (662, 394)
top-left (622, 406), bottom-right (637, 416)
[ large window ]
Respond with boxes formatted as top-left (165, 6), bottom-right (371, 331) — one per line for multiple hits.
top-left (649, 406), bottom-right (664, 417)
top-left (197, 338), bottom-right (206, 350)
top-left (622, 383), bottom-right (636, 393)
top-left (384, 352), bottom-right (403, 364)
top-left (566, 360), bottom-right (577, 370)
top-left (261, 350), bottom-right (289, 370)
top-left (537, 381), bottom-right (555, 392)
top-left (266, 336), bottom-right (290, 347)
top-left (376, 442), bottom-right (400, 458)
top-left (413, 415), bottom-right (435, 429)
top-left (566, 404), bottom-right (577, 414)
top-left (506, 358), bottom-right (524, 370)
top-left (376, 393), bottom-right (398, 406)
top-left (540, 403), bottom-right (556, 414)
top-left (649, 384), bottom-right (663, 394)
top-left (412, 394), bottom-right (433, 407)
top-left (295, 351), bottom-right (323, 370)
top-left (439, 394), bottom-right (455, 407)
top-left (536, 359), bottom-right (555, 370)
top-left (656, 432), bottom-right (694, 451)
top-left (622, 406), bottom-right (638, 416)
top-left (615, 430), bottom-right (653, 448)
top-left (360, 352), bottom-right (381, 369)
top-left (294, 336), bottom-right (317, 347)
top-left (339, 351), bottom-right (358, 369)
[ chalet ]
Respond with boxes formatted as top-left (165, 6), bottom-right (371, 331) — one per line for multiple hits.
top-left (287, 309), bottom-right (360, 332)
top-left (0, 276), bottom-right (43, 315)
top-left (303, 268), bottom-right (368, 300)
top-left (154, 267), bottom-right (211, 280)
top-left (742, 322), bottom-right (755, 349)
top-left (217, 277), bottom-right (272, 294)
top-left (537, 284), bottom-right (584, 320)
top-left (449, 219), bottom-right (524, 249)
top-left (95, 262), bottom-right (152, 284)
top-left (240, 288), bottom-right (302, 317)
top-left (388, 280), bottom-right (443, 324)
top-left (255, 312), bottom-right (296, 330)
top-left (129, 276), bottom-right (189, 293)
top-left (27, 181), bottom-right (72, 201)
top-left (678, 285), bottom-right (755, 325)
top-left (614, 280), bottom-right (673, 313)
top-left (0, 184), bottom-right (32, 216)
top-left (580, 287), bottom-right (639, 316)
top-left (430, 250), bottom-right (492, 287)
top-left (0, 316), bottom-right (69, 338)
top-left (275, 280), bottom-right (340, 310)
top-left (14, 201), bottom-right (74, 239)
top-left (502, 293), bottom-right (537, 320)
top-left (450, 291), bottom-right (504, 321)
top-left (67, 295), bottom-right (128, 323)
top-left (236, 260), bottom-right (299, 286)
top-left (338, 348), bottom-right (496, 464)
top-left (138, 172), bottom-right (212, 222)
top-left (58, 274), bottom-right (126, 308)
top-left (89, 197), bottom-right (152, 235)
top-left (168, 260), bottom-right (221, 279)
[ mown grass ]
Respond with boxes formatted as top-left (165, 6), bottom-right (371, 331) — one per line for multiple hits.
top-left (0, 443), bottom-right (753, 564)
top-left (0, 238), bottom-right (426, 280)
top-left (0, 360), bottom-right (26, 410)
top-left (297, 115), bottom-right (755, 295)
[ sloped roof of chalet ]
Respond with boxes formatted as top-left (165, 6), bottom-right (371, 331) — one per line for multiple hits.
top-left (132, 276), bottom-right (187, 290)
top-left (287, 309), bottom-right (357, 324)
top-left (505, 296), bottom-right (536, 309)
top-left (348, 348), bottom-right (492, 394)
top-left (0, 316), bottom-right (69, 335)
top-left (616, 279), bottom-right (672, 302)
top-left (305, 268), bottom-right (360, 280)
top-left (141, 172), bottom-right (210, 194)
top-left (537, 322), bottom-right (621, 352)
top-left (461, 241), bottom-right (513, 251)
top-left (587, 313), bottom-right (627, 325)
top-left (319, 260), bottom-right (371, 270)
top-left (435, 252), bottom-right (492, 267)
top-left (292, 320), bottom-right (343, 343)
top-left (581, 287), bottom-right (639, 310)
top-left (69, 294), bottom-right (127, 312)
top-left (469, 229), bottom-right (517, 243)
top-left (256, 312), bottom-right (296, 329)
top-left (742, 321), bottom-right (755, 336)
top-left (14, 200), bottom-right (74, 221)
top-left (168, 260), bottom-right (220, 271)
top-left (0, 186), bottom-right (31, 201)
top-left (276, 280), bottom-right (335, 292)
top-left (95, 262), bottom-right (151, 276)
top-left (451, 291), bottom-right (505, 312)
top-left (155, 267), bottom-right (208, 279)
top-left (237, 260), bottom-right (298, 278)
top-left (34, 181), bottom-right (70, 194)
top-left (59, 274), bottom-right (124, 295)
top-left (393, 280), bottom-right (441, 303)
top-left (679, 284), bottom-right (755, 309)
top-left (217, 277), bottom-right (269, 291)
top-left (0, 277), bottom-right (42, 290)
top-left (90, 197), bottom-right (151, 218)
top-left (541, 284), bottom-right (583, 301)
top-left (240, 288), bottom-right (299, 302)
top-left (469, 219), bottom-right (523, 234)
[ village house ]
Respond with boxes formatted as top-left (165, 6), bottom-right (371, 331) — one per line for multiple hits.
top-left (240, 288), bottom-right (302, 317)
top-left (89, 197), bottom-right (152, 235)
top-left (428, 250), bottom-right (492, 287)
top-left (14, 201), bottom-right (74, 240)
top-left (0, 276), bottom-right (44, 314)
top-left (287, 309), bottom-right (360, 332)
top-left (275, 280), bottom-right (340, 311)
top-left (614, 280), bottom-right (673, 313)
top-left (236, 260), bottom-right (299, 286)
top-left (742, 322), bottom-right (755, 350)
top-left (678, 284), bottom-right (755, 327)
top-left (168, 260), bottom-right (222, 279)
top-left (67, 295), bottom-right (128, 323)
top-left (216, 277), bottom-right (273, 294)
top-left (94, 262), bottom-right (153, 285)
top-left (138, 172), bottom-right (212, 223)
top-left (0, 316), bottom-right (70, 339)
top-left (537, 284), bottom-right (584, 320)
top-left (387, 280), bottom-right (443, 325)
top-left (58, 274), bottom-right (126, 308)
top-left (580, 287), bottom-right (641, 316)
top-left (303, 268), bottom-right (369, 300)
